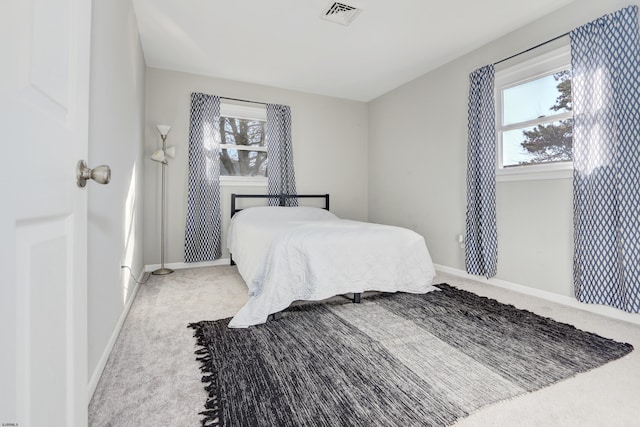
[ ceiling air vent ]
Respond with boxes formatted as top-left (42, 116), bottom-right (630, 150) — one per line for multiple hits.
top-left (321, 2), bottom-right (361, 26)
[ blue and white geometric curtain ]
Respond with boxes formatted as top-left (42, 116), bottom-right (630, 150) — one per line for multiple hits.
top-left (465, 65), bottom-right (498, 278)
top-left (266, 104), bottom-right (297, 206)
top-left (571, 6), bottom-right (640, 312)
top-left (184, 92), bottom-right (223, 262)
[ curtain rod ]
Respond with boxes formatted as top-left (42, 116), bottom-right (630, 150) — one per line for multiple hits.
top-left (220, 96), bottom-right (268, 106)
top-left (493, 31), bottom-right (570, 66)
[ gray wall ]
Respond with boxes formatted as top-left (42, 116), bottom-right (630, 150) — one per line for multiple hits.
top-left (368, 0), bottom-right (637, 297)
top-left (143, 68), bottom-right (368, 265)
top-left (88, 0), bottom-right (146, 380)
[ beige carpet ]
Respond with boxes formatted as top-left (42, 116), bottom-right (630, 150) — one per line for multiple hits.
top-left (88, 266), bottom-right (640, 426)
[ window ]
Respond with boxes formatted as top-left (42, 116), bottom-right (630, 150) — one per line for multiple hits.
top-left (219, 102), bottom-right (268, 185)
top-left (496, 45), bottom-right (573, 181)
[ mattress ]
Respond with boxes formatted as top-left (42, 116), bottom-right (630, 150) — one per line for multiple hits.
top-left (227, 206), bottom-right (437, 327)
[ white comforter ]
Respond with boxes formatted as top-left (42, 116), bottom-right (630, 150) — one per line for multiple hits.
top-left (227, 207), bottom-right (437, 328)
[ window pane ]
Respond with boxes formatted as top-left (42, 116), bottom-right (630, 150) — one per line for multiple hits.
top-left (503, 71), bottom-right (571, 125)
top-left (220, 148), bottom-right (267, 177)
top-left (502, 118), bottom-right (573, 167)
top-left (220, 117), bottom-right (265, 147)
top-left (219, 115), bottom-right (267, 177)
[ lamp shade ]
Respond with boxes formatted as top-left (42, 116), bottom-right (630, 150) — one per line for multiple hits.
top-left (165, 145), bottom-right (176, 158)
top-left (150, 149), bottom-right (166, 163)
top-left (156, 125), bottom-right (171, 137)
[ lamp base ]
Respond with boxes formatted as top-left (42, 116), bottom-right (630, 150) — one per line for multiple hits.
top-left (152, 267), bottom-right (174, 275)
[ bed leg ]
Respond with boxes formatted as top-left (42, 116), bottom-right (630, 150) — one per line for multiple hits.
top-left (230, 254), bottom-right (236, 266)
top-left (353, 293), bottom-right (361, 304)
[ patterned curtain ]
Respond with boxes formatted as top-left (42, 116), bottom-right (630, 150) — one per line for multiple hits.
top-left (465, 65), bottom-right (498, 278)
top-left (266, 104), bottom-right (297, 206)
top-left (571, 6), bottom-right (640, 312)
top-left (184, 93), bottom-right (223, 262)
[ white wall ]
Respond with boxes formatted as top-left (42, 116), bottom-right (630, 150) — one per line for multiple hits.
top-left (368, 0), bottom-right (638, 298)
top-left (143, 68), bottom-right (368, 265)
top-left (88, 0), bottom-right (146, 384)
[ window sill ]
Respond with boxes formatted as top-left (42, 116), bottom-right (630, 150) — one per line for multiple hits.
top-left (220, 176), bottom-right (267, 187)
top-left (496, 164), bottom-right (573, 182)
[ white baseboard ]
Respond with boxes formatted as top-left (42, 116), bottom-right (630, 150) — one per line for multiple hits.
top-left (87, 267), bottom-right (145, 401)
top-left (144, 258), bottom-right (231, 272)
top-left (433, 263), bottom-right (640, 326)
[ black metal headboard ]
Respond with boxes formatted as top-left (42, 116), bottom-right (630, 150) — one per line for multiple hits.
top-left (230, 194), bottom-right (330, 218)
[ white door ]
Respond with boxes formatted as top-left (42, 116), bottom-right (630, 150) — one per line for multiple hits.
top-left (0, 0), bottom-right (92, 426)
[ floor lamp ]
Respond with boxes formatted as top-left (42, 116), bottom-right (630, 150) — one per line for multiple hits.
top-left (151, 124), bottom-right (176, 275)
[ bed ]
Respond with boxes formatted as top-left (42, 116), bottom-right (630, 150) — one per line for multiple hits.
top-left (227, 194), bottom-right (437, 328)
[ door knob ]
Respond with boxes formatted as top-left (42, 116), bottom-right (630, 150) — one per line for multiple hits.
top-left (76, 160), bottom-right (111, 187)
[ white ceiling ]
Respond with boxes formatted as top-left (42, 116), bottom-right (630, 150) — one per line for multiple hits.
top-left (132, 0), bottom-right (576, 102)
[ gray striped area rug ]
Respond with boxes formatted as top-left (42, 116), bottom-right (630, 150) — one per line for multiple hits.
top-left (189, 283), bottom-right (633, 426)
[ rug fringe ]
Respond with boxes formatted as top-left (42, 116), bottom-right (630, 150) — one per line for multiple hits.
top-left (189, 322), bottom-right (222, 427)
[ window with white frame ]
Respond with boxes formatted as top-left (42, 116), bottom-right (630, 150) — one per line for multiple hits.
top-left (495, 45), bottom-right (573, 180)
top-left (219, 102), bottom-right (268, 185)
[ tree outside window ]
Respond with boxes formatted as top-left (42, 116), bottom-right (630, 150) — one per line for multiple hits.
top-left (219, 116), bottom-right (268, 177)
top-left (518, 70), bottom-right (573, 165)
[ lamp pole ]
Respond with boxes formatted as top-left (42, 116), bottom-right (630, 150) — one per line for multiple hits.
top-left (153, 129), bottom-right (174, 275)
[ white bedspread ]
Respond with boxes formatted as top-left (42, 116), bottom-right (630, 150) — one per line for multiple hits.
top-left (227, 207), bottom-right (437, 328)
